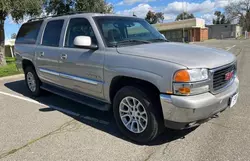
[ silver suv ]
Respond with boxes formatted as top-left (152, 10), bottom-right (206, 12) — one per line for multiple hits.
top-left (15, 13), bottom-right (239, 143)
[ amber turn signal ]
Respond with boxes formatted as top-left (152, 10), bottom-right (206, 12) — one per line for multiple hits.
top-left (174, 70), bottom-right (190, 82)
top-left (178, 87), bottom-right (191, 95)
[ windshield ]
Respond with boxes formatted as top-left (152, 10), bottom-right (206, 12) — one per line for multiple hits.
top-left (94, 16), bottom-right (166, 47)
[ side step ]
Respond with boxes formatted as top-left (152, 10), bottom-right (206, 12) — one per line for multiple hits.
top-left (41, 83), bottom-right (111, 111)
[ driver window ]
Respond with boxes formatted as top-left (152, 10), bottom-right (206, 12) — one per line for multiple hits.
top-left (65, 18), bottom-right (97, 48)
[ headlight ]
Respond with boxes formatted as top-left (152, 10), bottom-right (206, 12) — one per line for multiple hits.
top-left (173, 69), bottom-right (209, 95)
top-left (174, 69), bottom-right (208, 82)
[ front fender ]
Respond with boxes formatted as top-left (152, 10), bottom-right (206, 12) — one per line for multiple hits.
top-left (102, 49), bottom-right (187, 102)
top-left (103, 67), bottom-right (164, 102)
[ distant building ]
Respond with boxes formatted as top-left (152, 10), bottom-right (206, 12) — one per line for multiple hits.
top-left (206, 24), bottom-right (242, 39)
top-left (153, 18), bottom-right (208, 42)
top-left (5, 39), bottom-right (15, 58)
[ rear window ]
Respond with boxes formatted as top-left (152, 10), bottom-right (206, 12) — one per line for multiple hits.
top-left (42, 20), bottom-right (64, 47)
top-left (16, 20), bottom-right (43, 44)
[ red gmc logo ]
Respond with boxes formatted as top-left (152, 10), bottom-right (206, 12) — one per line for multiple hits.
top-left (225, 71), bottom-right (234, 81)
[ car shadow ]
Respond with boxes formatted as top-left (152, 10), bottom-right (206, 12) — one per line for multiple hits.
top-left (4, 80), bottom-right (197, 145)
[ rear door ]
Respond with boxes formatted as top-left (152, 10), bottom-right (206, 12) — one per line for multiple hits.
top-left (35, 19), bottom-right (65, 84)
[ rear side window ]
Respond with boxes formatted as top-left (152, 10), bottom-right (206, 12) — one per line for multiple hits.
top-left (16, 21), bottom-right (43, 44)
top-left (42, 20), bottom-right (64, 47)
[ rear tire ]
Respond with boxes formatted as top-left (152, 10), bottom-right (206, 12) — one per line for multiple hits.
top-left (24, 66), bottom-right (42, 97)
top-left (113, 86), bottom-right (163, 144)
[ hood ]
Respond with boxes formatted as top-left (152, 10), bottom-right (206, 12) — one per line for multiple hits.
top-left (116, 42), bottom-right (236, 69)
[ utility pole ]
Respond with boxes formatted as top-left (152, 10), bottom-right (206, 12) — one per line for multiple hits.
top-left (182, 0), bottom-right (185, 43)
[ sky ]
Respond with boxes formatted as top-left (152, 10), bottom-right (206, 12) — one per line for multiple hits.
top-left (4, 0), bottom-right (229, 39)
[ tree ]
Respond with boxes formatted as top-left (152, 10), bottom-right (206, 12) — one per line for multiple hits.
top-left (175, 12), bottom-right (195, 21)
top-left (225, 0), bottom-right (250, 31)
top-left (214, 11), bottom-right (222, 24)
top-left (213, 19), bottom-right (216, 24)
top-left (221, 15), bottom-right (226, 24)
top-left (0, 0), bottom-right (43, 66)
top-left (11, 33), bottom-right (17, 39)
top-left (213, 11), bottom-right (230, 24)
top-left (45, 0), bottom-right (113, 15)
top-left (145, 11), bottom-right (164, 24)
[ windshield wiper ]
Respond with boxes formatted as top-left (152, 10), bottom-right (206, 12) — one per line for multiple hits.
top-left (149, 38), bottom-right (169, 42)
top-left (115, 39), bottom-right (151, 47)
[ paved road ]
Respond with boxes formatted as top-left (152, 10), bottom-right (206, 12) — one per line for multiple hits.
top-left (0, 39), bottom-right (250, 161)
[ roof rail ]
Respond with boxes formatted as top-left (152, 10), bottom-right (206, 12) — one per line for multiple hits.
top-left (27, 11), bottom-right (102, 22)
top-left (27, 17), bottom-right (46, 22)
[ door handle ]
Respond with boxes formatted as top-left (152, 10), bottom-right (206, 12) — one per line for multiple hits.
top-left (61, 54), bottom-right (67, 60)
top-left (39, 52), bottom-right (44, 57)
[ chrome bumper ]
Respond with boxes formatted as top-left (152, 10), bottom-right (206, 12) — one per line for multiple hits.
top-left (160, 77), bottom-right (239, 129)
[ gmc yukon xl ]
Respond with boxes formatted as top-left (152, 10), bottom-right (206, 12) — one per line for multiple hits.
top-left (15, 13), bottom-right (239, 143)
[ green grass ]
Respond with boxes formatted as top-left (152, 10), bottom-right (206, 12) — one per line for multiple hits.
top-left (6, 57), bottom-right (16, 64)
top-left (0, 58), bottom-right (22, 77)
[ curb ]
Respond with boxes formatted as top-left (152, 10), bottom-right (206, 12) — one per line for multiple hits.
top-left (0, 74), bottom-right (24, 81)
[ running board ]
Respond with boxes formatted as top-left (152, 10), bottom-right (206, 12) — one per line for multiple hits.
top-left (41, 83), bottom-right (111, 111)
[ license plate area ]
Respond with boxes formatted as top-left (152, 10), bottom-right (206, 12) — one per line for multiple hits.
top-left (229, 93), bottom-right (239, 108)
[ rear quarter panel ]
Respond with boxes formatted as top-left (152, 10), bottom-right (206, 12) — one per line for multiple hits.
top-left (15, 44), bottom-right (37, 72)
top-left (15, 20), bottom-right (47, 73)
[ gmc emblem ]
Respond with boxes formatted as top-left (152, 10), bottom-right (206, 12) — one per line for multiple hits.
top-left (225, 71), bottom-right (234, 81)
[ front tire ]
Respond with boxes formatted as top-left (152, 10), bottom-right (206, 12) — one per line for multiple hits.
top-left (113, 86), bottom-right (163, 144)
top-left (24, 66), bottom-right (42, 97)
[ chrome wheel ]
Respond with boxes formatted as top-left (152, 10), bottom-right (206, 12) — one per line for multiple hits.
top-left (119, 96), bottom-right (148, 134)
top-left (27, 72), bottom-right (36, 92)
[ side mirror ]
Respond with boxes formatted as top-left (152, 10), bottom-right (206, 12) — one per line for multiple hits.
top-left (74, 36), bottom-right (98, 50)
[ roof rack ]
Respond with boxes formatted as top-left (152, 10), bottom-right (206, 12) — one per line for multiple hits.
top-left (27, 11), bottom-right (102, 22)
top-left (27, 17), bottom-right (46, 22)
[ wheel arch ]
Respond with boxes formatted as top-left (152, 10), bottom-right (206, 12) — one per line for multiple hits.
top-left (22, 59), bottom-right (36, 71)
top-left (109, 76), bottom-right (161, 104)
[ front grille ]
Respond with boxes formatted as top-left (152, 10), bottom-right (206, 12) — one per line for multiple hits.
top-left (212, 64), bottom-right (236, 91)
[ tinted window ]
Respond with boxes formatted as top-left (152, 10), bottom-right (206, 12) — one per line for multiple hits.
top-left (65, 18), bottom-right (97, 48)
top-left (16, 21), bottom-right (43, 44)
top-left (42, 20), bottom-right (64, 47)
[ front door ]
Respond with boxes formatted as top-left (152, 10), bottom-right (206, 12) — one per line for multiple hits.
top-left (35, 19), bottom-right (64, 84)
top-left (58, 18), bottom-right (104, 98)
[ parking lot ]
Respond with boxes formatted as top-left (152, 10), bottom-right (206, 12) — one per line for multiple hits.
top-left (1, 39), bottom-right (250, 161)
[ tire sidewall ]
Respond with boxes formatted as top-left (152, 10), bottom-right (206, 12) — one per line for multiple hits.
top-left (113, 86), bottom-right (159, 143)
top-left (25, 67), bottom-right (41, 96)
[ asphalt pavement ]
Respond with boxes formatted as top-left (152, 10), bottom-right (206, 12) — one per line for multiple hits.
top-left (0, 39), bottom-right (250, 161)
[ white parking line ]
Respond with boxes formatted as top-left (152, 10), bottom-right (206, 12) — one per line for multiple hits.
top-left (0, 74), bottom-right (24, 81)
top-left (226, 45), bottom-right (236, 51)
top-left (0, 91), bottom-right (44, 106)
top-left (0, 91), bottom-right (109, 125)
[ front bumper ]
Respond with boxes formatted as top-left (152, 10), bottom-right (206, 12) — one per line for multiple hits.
top-left (160, 77), bottom-right (239, 129)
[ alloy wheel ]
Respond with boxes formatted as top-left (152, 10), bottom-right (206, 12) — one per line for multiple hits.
top-left (119, 96), bottom-right (148, 134)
